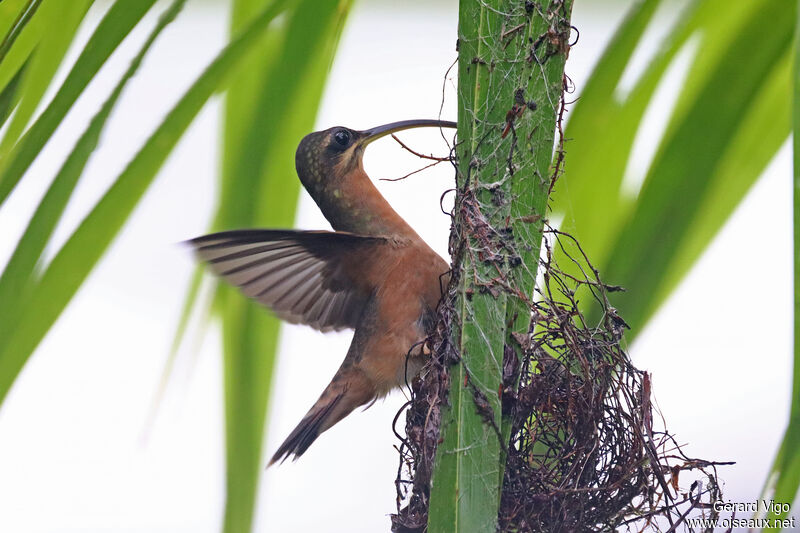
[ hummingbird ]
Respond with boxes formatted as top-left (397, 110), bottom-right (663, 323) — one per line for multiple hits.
top-left (189, 119), bottom-right (457, 464)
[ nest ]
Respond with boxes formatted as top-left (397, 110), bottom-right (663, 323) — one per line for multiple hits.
top-left (386, 24), bottom-right (729, 523)
top-left (390, 214), bottom-right (729, 532)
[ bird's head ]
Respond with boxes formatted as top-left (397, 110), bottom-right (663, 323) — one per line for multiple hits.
top-left (295, 119), bottom-right (456, 193)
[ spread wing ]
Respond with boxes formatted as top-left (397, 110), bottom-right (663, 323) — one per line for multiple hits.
top-left (189, 230), bottom-right (389, 332)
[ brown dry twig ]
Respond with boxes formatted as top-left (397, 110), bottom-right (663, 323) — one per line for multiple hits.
top-left (380, 161), bottom-right (444, 182)
top-left (391, 134), bottom-right (451, 161)
top-left (379, 134), bottom-right (452, 182)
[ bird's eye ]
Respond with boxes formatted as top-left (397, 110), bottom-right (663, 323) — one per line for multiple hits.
top-left (333, 129), bottom-right (351, 147)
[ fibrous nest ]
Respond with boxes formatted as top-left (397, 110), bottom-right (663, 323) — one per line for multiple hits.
top-left (388, 15), bottom-right (728, 523)
top-left (390, 217), bottom-right (729, 532)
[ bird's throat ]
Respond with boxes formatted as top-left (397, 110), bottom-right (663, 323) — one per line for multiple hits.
top-left (303, 168), bottom-right (415, 238)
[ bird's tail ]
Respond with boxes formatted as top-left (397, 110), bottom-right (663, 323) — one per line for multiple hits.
top-left (269, 366), bottom-right (374, 466)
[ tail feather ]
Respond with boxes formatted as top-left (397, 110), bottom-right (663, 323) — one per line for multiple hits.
top-left (268, 366), bottom-right (375, 466)
top-left (269, 390), bottom-right (346, 465)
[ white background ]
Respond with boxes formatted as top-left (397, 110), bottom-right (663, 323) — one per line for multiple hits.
top-left (0, 1), bottom-right (793, 531)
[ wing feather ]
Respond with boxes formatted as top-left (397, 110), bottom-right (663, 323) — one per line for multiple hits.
top-left (189, 229), bottom-right (390, 332)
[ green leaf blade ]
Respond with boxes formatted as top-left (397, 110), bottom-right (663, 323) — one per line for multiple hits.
top-left (763, 0), bottom-right (800, 527)
top-left (212, 1), bottom-right (353, 532)
top-left (0, 0), bottom-right (188, 357)
top-left (0, 0), bottom-right (159, 205)
top-left (0, 0), bottom-right (93, 156)
top-left (597, 0), bottom-right (793, 331)
top-left (0, 0), bottom-right (292, 405)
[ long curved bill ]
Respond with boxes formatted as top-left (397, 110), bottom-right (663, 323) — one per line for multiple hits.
top-left (359, 119), bottom-right (457, 146)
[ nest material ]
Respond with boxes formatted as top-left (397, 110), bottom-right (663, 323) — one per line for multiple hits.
top-left (391, 218), bottom-right (728, 532)
top-left (389, 24), bottom-right (728, 525)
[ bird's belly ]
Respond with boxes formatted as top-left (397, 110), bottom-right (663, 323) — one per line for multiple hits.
top-left (359, 251), bottom-right (446, 394)
top-left (359, 325), bottom-right (429, 396)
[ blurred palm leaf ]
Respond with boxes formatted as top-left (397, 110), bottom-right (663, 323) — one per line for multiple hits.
top-left (0, 59), bottom-right (26, 128)
top-left (0, 0), bottom-right (164, 366)
top-left (0, 0), bottom-right (160, 204)
top-left (555, 0), bottom-right (791, 329)
top-left (211, 1), bottom-right (352, 531)
top-left (764, 2), bottom-right (800, 527)
top-left (553, 0), bottom-right (796, 524)
top-left (0, 2), bottom-right (350, 531)
top-left (0, 0), bottom-right (191, 400)
top-left (0, 0), bottom-right (93, 162)
top-left (0, 0), bottom-right (41, 65)
top-left (595, 0), bottom-right (790, 328)
top-left (0, 0), bottom-right (299, 400)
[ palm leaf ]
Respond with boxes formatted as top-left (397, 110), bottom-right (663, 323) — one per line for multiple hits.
top-left (595, 0), bottom-right (792, 330)
top-left (0, 0), bottom-right (293, 404)
top-left (0, 0), bottom-right (42, 94)
top-left (0, 0), bottom-right (93, 159)
top-left (553, 0), bottom-right (783, 300)
top-left (0, 0), bottom-right (186, 373)
top-left (0, 0), bottom-right (159, 204)
top-left (0, 0), bottom-right (42, 66)
top-left (212, 1), bottom-right (352, 531)
top-left (761, 1), bottom-right (800, 526)
top-left (553, 0), bottom-right (797, 527)
top-left (0, 58), bottom-right (26, 128)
